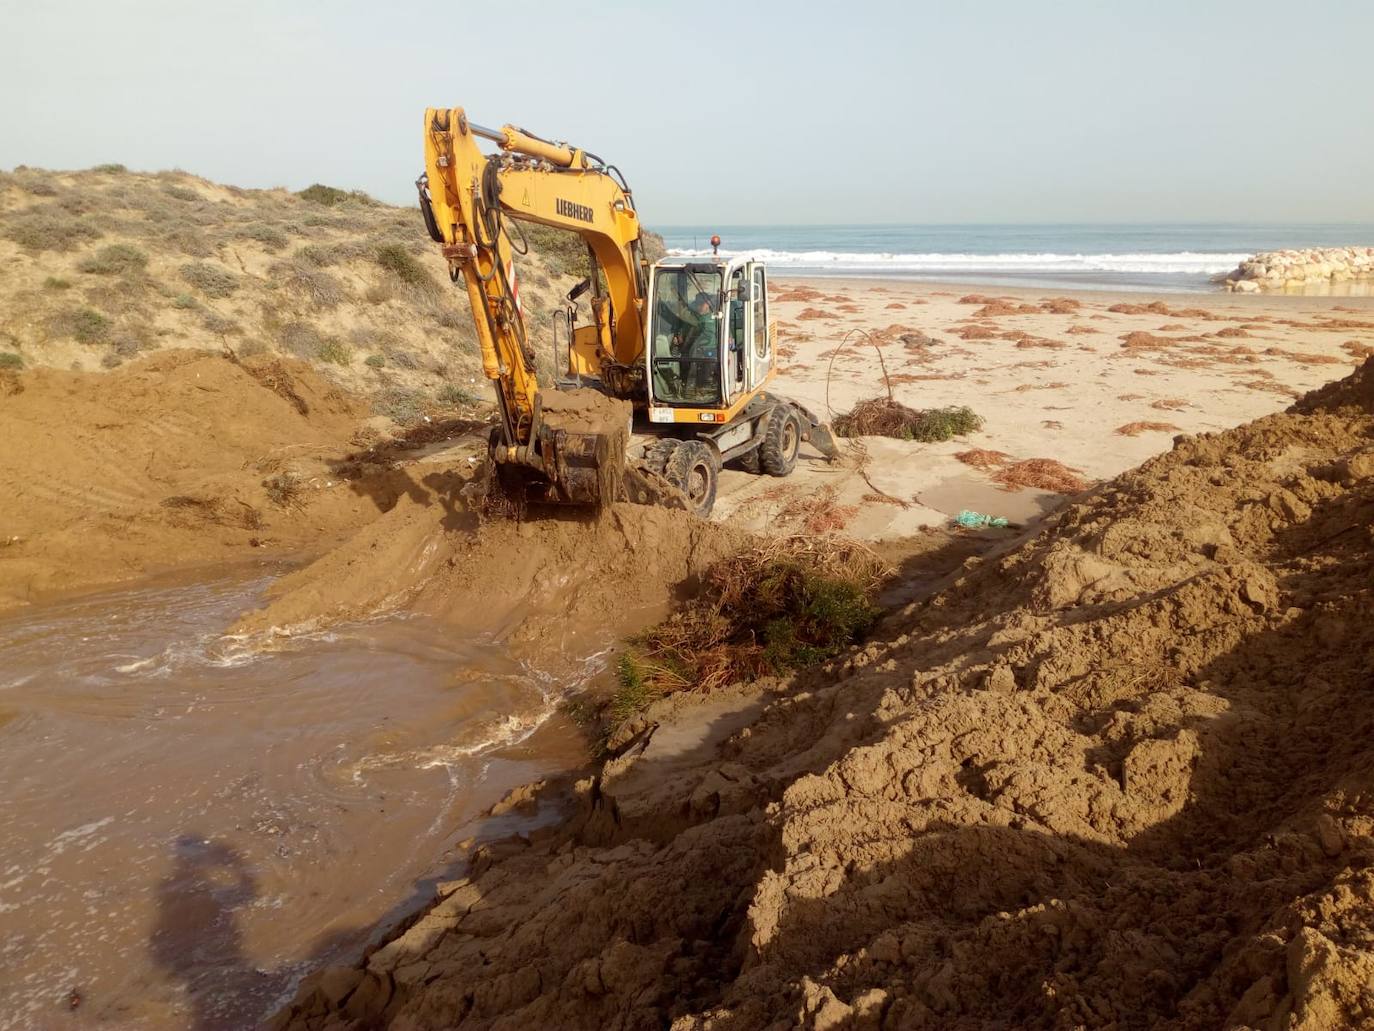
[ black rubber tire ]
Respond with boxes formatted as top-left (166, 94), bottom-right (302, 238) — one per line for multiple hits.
top-left (730, 446), bottom-right (762, 475)
top-left (664, 439), bottom-right (719, 517)
top-left (640, 437), bottom-right (680, 478)
top-left (758, 407), bottom-right (800, 477)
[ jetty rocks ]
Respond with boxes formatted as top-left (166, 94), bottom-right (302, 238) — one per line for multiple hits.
top-left (1225, 246), bottom-right (1374, 292)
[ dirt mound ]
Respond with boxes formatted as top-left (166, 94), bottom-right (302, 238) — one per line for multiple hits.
top-left (276, 359), bottom-right (1374, 1030)
top-left (234, 491), bottom-right (747, 672)
top-left (0, 349), bottom-right (385, 608)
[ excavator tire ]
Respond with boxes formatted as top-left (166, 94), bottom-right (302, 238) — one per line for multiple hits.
top-left (731, 447), bottom-right (762, 475)
top-left (640, 438), bottom-right (680, 478)
top-left (664, 440), bottom-right (719, 517)
top-left (758, 406), bottom-right (800, 477)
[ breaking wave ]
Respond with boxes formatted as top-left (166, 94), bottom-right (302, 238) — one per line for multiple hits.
top-left (664, 247), bottom-right (1246, 276)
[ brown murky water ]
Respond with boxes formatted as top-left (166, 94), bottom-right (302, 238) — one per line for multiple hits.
top-left (0, 565), bottom-right (593, 1030)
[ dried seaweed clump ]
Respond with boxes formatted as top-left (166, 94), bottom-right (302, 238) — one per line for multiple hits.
top-left (1115, 421), bottom-right (1182, 437)
top-left (834, 398), bottom-right (983, 441)
top-left (955, 448), bottom-right (1011, 470)
top-left (615, 536), bottom-right (889, 706)
top-left (991, 458), bottom-right (1087, 494)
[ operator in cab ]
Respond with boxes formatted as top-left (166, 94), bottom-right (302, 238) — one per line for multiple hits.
top-left (677, 292), bottom-right (719, 396)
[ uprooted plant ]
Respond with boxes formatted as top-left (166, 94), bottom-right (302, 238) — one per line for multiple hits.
top-left (833, 397), bottom-right (984, 441)
top-left (611, 536), bottom-right (890, 727)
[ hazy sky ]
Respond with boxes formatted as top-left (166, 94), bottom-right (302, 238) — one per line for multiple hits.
top-left (3, 0), bottom-right (1372, 224)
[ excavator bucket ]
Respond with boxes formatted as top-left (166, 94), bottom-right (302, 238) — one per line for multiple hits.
top-left (535, 424), bottom-right (620, 505)
top-left (805, 422), bottom-right (839, 461)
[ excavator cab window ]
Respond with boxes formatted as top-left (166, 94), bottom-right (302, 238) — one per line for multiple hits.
top-left (650, 267), bottom-right (723, 406)
top-left (727, 268), bottom-right (747, 397)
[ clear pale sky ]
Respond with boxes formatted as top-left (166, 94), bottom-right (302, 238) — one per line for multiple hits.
top-left (3, 0), bottom-right (1371, 224)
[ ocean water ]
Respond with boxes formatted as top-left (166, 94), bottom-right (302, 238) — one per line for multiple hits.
top-left (659, 223), bottom-right (1374, 293)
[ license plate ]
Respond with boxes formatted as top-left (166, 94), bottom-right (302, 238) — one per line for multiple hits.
top-left (649, 408), bottom-right (673, 423)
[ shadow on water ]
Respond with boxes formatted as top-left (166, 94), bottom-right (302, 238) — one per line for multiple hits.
top-left (147, 834), bottom-right (400, 1030)
top-left (149, 835), bottom-right (281, 1031)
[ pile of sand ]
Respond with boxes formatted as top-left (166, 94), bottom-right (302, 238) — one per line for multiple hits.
top-left (278, 360), bottom-right (1374, 1030)
top-left (234, 489), bottom-right (746, 673)
top-left (0, 350), bottom-right (383, 608)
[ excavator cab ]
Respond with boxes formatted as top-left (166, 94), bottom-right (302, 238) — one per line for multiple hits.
top-left (626, 253), bottom-right (836, 516)
top-left (646, 256), bottom-right (773, 414)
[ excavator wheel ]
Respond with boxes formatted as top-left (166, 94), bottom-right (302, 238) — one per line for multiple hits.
top-left (666, 440), bottom-right (719, 517)
top-left (640, 438), bottom-right (719, 517)
top-left (640, 438), bottom-right (680, 479)
top-left (758, 406), bottom-right (800, 477)
top-left (730, 446), bottom-right (762, 475)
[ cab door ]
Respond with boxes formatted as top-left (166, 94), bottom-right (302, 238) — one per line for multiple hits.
top-left (746, 262), bottom-right (772, 390)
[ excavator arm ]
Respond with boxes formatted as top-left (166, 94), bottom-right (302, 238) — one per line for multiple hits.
top-left (420, 107), bottom-right (649, 454)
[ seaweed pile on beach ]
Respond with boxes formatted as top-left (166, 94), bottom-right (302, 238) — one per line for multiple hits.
top-left (833, 397), bottom-right (983, 441)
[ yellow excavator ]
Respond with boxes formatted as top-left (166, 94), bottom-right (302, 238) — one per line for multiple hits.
top-left (417, 107), bottom-right (835, 516)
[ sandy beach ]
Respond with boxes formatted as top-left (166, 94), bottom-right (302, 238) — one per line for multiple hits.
top-left (716, 277), bottom-right (1374, 540)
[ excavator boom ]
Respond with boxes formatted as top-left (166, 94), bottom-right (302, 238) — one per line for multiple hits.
top-left (421, 109), bottom-right (647, 444)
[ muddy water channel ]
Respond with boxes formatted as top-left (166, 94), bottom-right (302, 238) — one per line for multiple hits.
top-left (0, 566), bottom-right (592, 1029)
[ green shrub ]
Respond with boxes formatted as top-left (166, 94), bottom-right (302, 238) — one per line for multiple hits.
top-left (615, 540), bottom-right (886, 708)
top-left (364, 353), bottom-right (385, 369)
top-left (278, 320), bottom-right (323, 359)
top-left (375, 244), bottom-right (437, 291)
top-left (293, 244), bottom-right (336, 267)
top-left (522, 223), bottom-right (590, 278)
top-left (78, 243), bottom-right (148, 276)
top-left (171, 292), bottom-right (199, 309)
top-left (268, 260), bottom-right (345, 308)
top-left (436, 383), bottom-right (481, 406)
top-left (162, 184), bottom-right (199, 202)
top-left (43, 276), bottom-right (72, 291)
top-left (179, 261), bottom-right (239, 298)
top-left (3, 205), bottom-right (95, 252)
top-left (236, 224), bottom-right (289, 252)
top-left (91, 163), bottom-right (128, 174)
top-left (0, 352), bottom-right (23, 369)
top-left (433, 307), bottom-right (469, 330)
top-left (110, 328), bottom-right (148, 357)
top-left (202, 312), bottom-right (240, 335)
top-left (610, 657), bottom-right (660, 726)
top-left (23, 181), bottom-right (59, 197)
top-left (296, 183), bottom-right (349, 206)
top-left (316, 339), bottom-right (351, 365)
top-left (51, 307), bottom-right (113, 345)
top-left (373, 386), bottom-right (427, 425)
top-left (162, 226), bottom-right (214, 258)
top-left (349, 326), bottom-right (400, 351)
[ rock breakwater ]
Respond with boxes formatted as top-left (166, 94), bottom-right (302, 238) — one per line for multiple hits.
top-left (1225, 246), bottom-right (1374, 292)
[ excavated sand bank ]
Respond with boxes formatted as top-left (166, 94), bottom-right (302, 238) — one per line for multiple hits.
top-left (278, 360), bottom-right (1374, 1030)
top-left (0, 351), bottom-right (382, 609)
top-left (233, 491), bottom-right (747, 673)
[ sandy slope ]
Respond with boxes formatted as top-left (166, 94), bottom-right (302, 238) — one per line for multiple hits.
top-left (277, 361), bottom-right (1374, 1030)
top-left (0, 352), bottom-right (395, 608)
